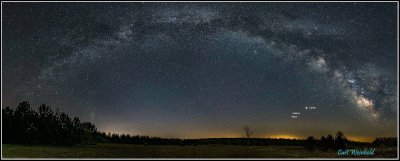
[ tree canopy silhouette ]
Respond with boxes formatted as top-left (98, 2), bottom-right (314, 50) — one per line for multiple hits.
top-left (3, 101), bottom-right (394, 148)
top-left (2, 101), bottom-right (98, 146)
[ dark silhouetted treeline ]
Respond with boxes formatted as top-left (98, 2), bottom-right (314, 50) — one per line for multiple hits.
top-left (2, 101), bottom-right (98, 146)
top-left (96, 132), bottom-right (395, 150)
top-left (303, 132), bottom-right (348, 151)
top-left (2, 101), bottom-right (398, 148)
top-left (303, 132), bottom-right (397, 151)
top-left (95, 133), bottom-right (308, 146)
top-left (373, 137), bottom-right (397, 147)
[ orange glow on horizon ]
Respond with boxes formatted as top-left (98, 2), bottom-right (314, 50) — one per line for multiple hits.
top-left (98, 127), bottom-right (377, 142)
top-left (346, 136), bottom-right (374, 143)
top-left (267, 134), bottom-right (301, 140)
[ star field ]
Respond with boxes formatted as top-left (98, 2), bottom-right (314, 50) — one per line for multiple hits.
top-left (2, 2), bottom-right (398, 141)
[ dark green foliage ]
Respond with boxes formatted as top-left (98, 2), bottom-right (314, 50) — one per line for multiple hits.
top-left (373, 137), bottom-right (397, 147)
top-left (334, 131), bottom-right (346, 150)
top-left (2, 106), bottom-right (15, 144)
top-left (304, 136), bottom-right (316, 151)
top-left (2, 101), bottom-right (98, 146)
top-left (314, 132), bottom-right (349, 151)
top-left (319, 136), bottom-right (329, 151)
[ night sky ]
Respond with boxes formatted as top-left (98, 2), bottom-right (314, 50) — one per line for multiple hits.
top-left (2, 2), bottom-right (398, 142)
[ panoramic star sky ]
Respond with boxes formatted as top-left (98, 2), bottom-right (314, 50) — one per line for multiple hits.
top-left (2, 2), bottom-right (398, 141)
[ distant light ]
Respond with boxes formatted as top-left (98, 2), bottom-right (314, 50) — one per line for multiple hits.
top-left (305, 106), bottom-right (317, 110)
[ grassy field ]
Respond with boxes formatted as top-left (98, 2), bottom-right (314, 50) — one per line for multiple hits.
top-left (2, 143), bottom-right (397, 158)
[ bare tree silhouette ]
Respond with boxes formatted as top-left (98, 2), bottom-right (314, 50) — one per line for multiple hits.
top-left (243, 125), bottom-right (253, 138)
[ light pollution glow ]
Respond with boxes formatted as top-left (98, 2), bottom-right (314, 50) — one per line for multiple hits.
top-left (2, 3), bottom-right (397, 144)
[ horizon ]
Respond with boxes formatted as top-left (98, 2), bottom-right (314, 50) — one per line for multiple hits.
top-left (2, 2), bottom-right (398, 150)
top-left (3, 100), bottom-right (395, 143)
top-left (4, 100), bottom-right (393, 143)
